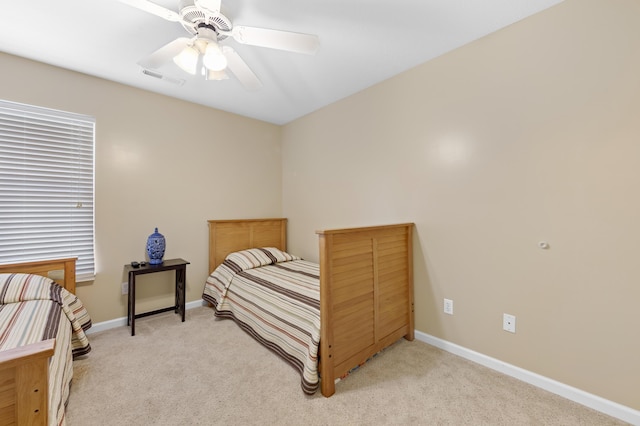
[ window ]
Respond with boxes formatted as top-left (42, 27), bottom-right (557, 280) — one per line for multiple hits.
top-left (0, 100), bottom-right (95, 281)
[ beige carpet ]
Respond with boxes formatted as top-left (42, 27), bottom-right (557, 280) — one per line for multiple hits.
top-left (66, 307), bottom-right (627, 425)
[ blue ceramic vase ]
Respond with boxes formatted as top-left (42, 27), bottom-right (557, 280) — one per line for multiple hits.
top-left (146, 227), bottom-right (165, 265)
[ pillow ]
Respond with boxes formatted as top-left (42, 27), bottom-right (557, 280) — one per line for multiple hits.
top-left (224, 247), bottom-right (300, 272)
top-left (0, 272), bottom-right (58, 304)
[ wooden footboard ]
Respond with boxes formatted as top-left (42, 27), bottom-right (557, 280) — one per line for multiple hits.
top-left (0, 340), bottom-right (55, 425)
top-left (0, 258), bottom-right (77, 425)
top-left (317, 223), bottom-right (414, 397)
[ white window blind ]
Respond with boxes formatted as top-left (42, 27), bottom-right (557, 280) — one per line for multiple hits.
top-left (0, 100), bottom-right (95, 281)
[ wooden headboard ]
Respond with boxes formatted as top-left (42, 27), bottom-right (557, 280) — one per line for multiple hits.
top-left (0, 257), bottom-right (77, 294)
top-left (208, 218), bottom-right (287, 274)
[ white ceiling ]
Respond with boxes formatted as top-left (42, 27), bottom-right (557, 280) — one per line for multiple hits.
top-left (0, 0), bottom-right (563, 125)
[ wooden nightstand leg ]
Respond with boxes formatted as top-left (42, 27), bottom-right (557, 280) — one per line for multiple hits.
top-left (130, 275), bottom-right (136, 336)
top-left (127, 274), bottom-right (132, 326)
top-left (176, 266), bottom-right (186, 322)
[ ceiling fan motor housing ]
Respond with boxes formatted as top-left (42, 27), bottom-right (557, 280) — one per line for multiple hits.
top-left (179, 0), bottom-right (232, 41)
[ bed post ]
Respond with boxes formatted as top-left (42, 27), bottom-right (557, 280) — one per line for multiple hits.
top-left (318, 231), bottom-right (336, 397)
top-left (62, 258), bottom-right (76, 294)
top-left (406, 224), bottom-right (415, 341)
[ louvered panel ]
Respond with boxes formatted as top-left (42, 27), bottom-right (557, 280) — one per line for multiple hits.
top-left (332, 274), bottom-right (373, 305)
top-left (378, 258), bottom-right (408, 277)
top-left (380, 259), bottom-right (408, 274)
top-left (332, 256), bottom-right (372, 273)
top-left (331, 251), bottom-right (371, 267)
top-left (334, 295), bottom-right (373, 326)
top-left (331, 242), bottom-right (373, 260)
top-left (333, 313), bottom-right (375, 363)
top-left (380, 265), bottom-right (407, 280)
top-left (332, 232), bottom-right (372, 246)
top-left (378, 248), bottom-right (407, 263)
top-left (379, 311), bottom-right (409, 338)
top-left (379, 279), bottom-right (409, 300)
top-left (379, 293), bottom-right (410, 314)
top-left (331, 268), bottom-right (373, 291)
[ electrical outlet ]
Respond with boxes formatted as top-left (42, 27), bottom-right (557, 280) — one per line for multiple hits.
top-left (503, 313), bottom-right (516, 333)
top-left (444, 298), bottom-right (453, 315)
top-left (121, 281), bottom-right (128, 295)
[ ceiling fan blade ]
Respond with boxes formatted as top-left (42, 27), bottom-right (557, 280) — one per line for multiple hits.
top-left (137, 37), bottom-right (191, 69)
top-left (118, 0), bottom-right (182, 22)
top-left (194, 0), bottom-right (221, 16)
top-left (222, 46), bottom-right (262, 91)
top-left (231, 26), bottom-right (320, 55)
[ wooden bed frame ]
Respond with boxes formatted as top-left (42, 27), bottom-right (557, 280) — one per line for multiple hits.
top-left (0, 257), bottom-right (77, 426)
top-left (208, 219), bottom-right (414, 397)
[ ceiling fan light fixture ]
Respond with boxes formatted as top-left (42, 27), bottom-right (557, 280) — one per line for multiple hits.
top-left (173, 45), bottom-right (199, 75)
top-left (203, 41), bottom-right (228, 71)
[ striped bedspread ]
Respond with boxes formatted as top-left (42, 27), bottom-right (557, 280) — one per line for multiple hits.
top-left (202, 247), bottom-right (321, 394)
top-left (0, 273), bottom-right (92, 426)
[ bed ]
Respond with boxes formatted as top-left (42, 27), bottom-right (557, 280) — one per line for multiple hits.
top-left (203, 218), bottom-right (414, 397)
top-left (0, 257), bottom-right (92, 426)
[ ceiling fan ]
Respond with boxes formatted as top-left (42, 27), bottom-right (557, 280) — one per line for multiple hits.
top-left (119, 0), bottom-right (320, 90)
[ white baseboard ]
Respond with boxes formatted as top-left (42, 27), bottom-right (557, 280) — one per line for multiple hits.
top-left (415, 331), bottom-right (639, 426)
top-left (87, 299), bottom-right (206, 335)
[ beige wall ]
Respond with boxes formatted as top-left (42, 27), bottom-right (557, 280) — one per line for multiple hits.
top-left (0, 52), bottom-right (282, 323)
top-left (282, 0), bottom-right (639, 411)
top-left (1, 0), bottom-right (638, 414)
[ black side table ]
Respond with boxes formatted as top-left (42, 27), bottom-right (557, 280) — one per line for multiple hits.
top-left (124, 258), bottom-right (190, 336)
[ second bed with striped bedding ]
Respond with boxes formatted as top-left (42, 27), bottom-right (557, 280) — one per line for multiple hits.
top-left (202, 247), bottom-right (321, 394)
